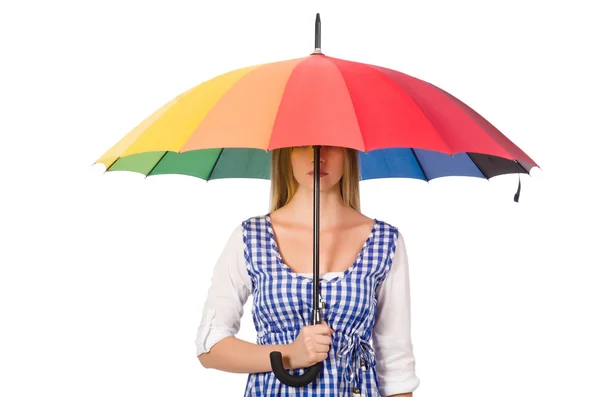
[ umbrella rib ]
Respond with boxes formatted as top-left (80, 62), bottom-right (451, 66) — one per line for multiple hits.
top-left (327, 58), bottom-right (367, 151)
top-left (435, 86), bottom-right (531, 163)
top-left (363, 64), bottom-right (454, 154)
top-left (410, 149), bottom-right (430, 182)
top-left (265, 57), bottom-right (314, 151)
top-left (465, 153), bottom-right (490, 181)
top-left (206, 148), bottom-right (224, 181)
top-left (105, 156), bottom-right (120, 172)
top-left (514, 160), bottom-right (532, 176)
top-left (145, 151), bottom-right (169, 177)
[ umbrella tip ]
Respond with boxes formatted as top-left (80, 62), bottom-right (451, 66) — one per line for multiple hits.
top-left (312, 13), bottom-right (322, 54)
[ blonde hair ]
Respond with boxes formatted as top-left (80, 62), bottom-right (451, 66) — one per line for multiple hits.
top-left (269, 147), bottom-right (361, 213)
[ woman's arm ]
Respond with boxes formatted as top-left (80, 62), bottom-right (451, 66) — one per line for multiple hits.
top-left (199, 336), bottom-right (296, 373)
top-left (196, 224), bottom-right (331, 374)
top-left (195, 224), bottom-right (262, 371)
top-left (373, 230), bottom-right (420, 396)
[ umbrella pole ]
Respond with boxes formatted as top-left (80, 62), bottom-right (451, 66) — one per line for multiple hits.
top-left (269, 146), bottom-right (324, 387)
top-left (311, 145), bottom-right (322, 325)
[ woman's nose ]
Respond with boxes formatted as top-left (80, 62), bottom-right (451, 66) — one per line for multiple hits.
top-left (311, 146), bottom-right (326, 163)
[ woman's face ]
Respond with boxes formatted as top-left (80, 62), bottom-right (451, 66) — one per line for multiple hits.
top-left (290, 146), bottom-right (345, 191)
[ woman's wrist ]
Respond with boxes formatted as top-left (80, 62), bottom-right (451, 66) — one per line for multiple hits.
top-left (278, 343), bottom-right (296, 370)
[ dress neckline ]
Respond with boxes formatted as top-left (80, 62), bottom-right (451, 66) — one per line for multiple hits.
top-left (264, 214), bottom-right (378, 284)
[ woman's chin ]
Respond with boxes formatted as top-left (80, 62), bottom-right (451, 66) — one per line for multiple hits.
top-left (298, 180), bottom-right (340, 192)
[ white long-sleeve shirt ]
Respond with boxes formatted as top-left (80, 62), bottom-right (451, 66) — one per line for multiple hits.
top-left (195, 224), bottom-right (420, 395)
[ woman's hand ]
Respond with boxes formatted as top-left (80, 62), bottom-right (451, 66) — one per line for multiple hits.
top-left (286, 323), bottom-right (334, 369)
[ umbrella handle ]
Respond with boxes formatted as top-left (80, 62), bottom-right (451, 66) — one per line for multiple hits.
top-left (269, 351), bottom-right (322, 387)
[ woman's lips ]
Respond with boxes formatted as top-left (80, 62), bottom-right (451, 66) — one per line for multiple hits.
top-left (308, 171), bottom-right (328, 177)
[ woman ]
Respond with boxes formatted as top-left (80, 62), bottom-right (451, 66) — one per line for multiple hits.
top-left (195, 146), bottom-right (420, 396)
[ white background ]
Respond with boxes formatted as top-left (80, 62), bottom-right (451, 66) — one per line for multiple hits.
top-left (1, 0), bottom-right (599, 396)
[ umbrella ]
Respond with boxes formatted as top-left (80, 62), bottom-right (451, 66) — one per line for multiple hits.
top-left (94, 13), bottom-right (539, 387)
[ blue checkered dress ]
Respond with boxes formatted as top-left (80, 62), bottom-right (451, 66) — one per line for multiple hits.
top-left (241, 214), bottom-right (399, 396)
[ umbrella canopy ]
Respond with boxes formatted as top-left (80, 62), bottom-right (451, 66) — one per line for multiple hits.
top-left (94, 43), bottom-right (538, 184)
top-left (95, 52), bottom-right (538, 200)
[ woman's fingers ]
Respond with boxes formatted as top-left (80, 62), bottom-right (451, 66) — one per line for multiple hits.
top-left (314, 334), bottom-right (332, 346)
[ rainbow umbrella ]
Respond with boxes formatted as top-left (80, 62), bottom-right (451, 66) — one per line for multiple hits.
top-left (94, 14), bottom-right (539, 387)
